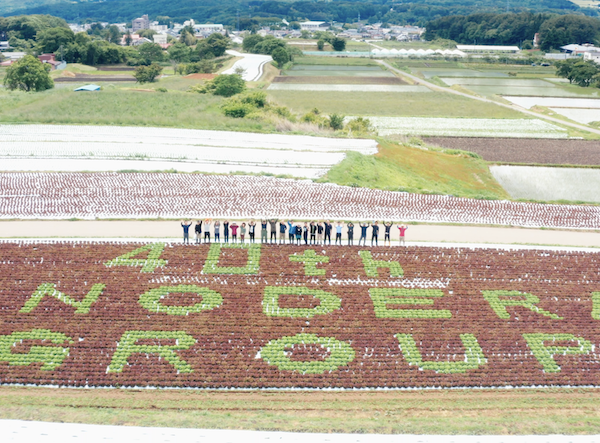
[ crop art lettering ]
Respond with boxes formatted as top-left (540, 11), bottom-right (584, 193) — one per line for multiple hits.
top-left (1, 242), bottom-right (600, 388)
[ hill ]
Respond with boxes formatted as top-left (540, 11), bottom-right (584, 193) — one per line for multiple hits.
top-left (1, 0), bottom-right (594, 27)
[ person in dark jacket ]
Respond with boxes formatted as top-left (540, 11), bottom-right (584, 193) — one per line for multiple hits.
top-left (347, 222), bottom-right (354, 246)
top-left (358, 222), bottom-right (369, 246)
top-left (194, 220), bottom-right (202, 244)
top-left (324, 221), bottom-right (332, 245)
top-left (310, 222), bottom-right (317, 244)
top-left (371, 221), bottom-right (379, 246)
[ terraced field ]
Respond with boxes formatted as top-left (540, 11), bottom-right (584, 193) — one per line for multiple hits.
top-left (1, 241), bottom-right (599, 389)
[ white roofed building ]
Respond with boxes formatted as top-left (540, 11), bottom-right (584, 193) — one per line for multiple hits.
top-left (300, 21), bottom-right (329, 31)
top-left (456, 45), bottom-right (520, 53)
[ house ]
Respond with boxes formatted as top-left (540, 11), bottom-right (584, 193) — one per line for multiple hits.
top-left (120, 34), bottom-right (152, 46)
top-left (0, 41), bottom-right (10, 51)
top-left (300, 21), bottom-right (329, 31)
top-left (583, 51), bottom-right (600, 64)
top-left (38, 53), bottom-right (62, 70)
top-left (153, 34), bottom-right (168, 45)
top-left (132, 15), bottom-right (150, 32)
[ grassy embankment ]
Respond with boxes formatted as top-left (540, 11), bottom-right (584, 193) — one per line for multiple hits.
top-left (321, 139), bottom-right (509, 199)
top-left (1, 386), bottom-right (599, 434)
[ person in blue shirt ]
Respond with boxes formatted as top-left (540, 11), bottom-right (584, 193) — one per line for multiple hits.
top-left (335, 222), bottom-right (343, 245)
top-left (288, 220), bottom-right (296, 244)
top-left (359, 222), bottom-right (369, 246)
top-left (181, 220), bottom-right (192, 244)
top-left (279, 221), bottom-right (287, 244)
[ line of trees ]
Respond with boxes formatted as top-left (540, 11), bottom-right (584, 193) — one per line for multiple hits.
top-left (424, 12), bottom-right (600, 50)
top-left (5, 0), bottom-right (598, 30)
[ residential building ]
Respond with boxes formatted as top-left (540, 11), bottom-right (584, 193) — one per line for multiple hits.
top-left (132, 14), bottom-right (150, 32)
top-left (583, 51), bottom-right (600, 64)
top-left (153, 34), bottom-right (168, 45)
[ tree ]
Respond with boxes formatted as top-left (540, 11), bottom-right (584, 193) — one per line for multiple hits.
top-left (331, 37), bottom-right (346, 51)
top-left (36, 27), bottom-right (75, 53)
top-left (242, 34), bottom-right (263, 53)
top-left (212, 74), bottom-right (245, 96)
top-left (124, 30), bottom-right (132, 46)
top-left (168, 42), bottom-right (191, 73)
top-left (106, 25), bottom-right (122, 45)
top-left (556, 58), bottom-right (579, 84)
top-left (317, 39), bottom-right (325, 50)
top-left (137, 29), bottom-right (157, 40)
top-left (539, 15), bottom-right (600, 51)
top-left (3, 55), bottom-right (54, 92)
top-left (138, 42), bottom-right (164, 65)
top-left (271, 47), bottom-right (290, 67)
top-left (204, 33), bottom-right (229, 57)
top-left (133, 64), bottom-right (163, 83)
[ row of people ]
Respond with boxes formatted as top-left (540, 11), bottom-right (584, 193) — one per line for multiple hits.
top-left (180, 219), bottom-right (409, 246)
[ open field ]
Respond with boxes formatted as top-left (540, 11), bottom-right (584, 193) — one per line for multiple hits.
top-left (272, 76), bottom-right (407, 84)
top-left (425, 137), bottom-right (600, 166)
top-left (267, 91), bottom-right (524, 118)
top-left (2, 387), bottom-right (600, 434)
top-left (290, 57), bottom-right (379, 67)
top-left (2, 172), bottom-right (600, 228)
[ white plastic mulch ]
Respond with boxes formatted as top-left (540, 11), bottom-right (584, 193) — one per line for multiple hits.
top-left (352, 117), bottom-right (568, 138)
top-left (267, 84), bottom-right (431, 92)
top-left (0, 124), bottom-right (378, 178)
top-left (548, 108), bottom-right (600, 124)
top-left (1, 420), bottom-right (597, 443)
top-left (490, 165), bottom-right (600, 203)
top-left (504, 96), bottom-right (600, 109)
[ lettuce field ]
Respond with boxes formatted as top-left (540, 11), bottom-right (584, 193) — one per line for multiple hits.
top-left (1, 241), bottom-right (600, 389)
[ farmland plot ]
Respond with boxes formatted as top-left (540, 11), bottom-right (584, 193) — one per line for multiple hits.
top-left (267, 84), bottom-right (429, 92)
top-left (2, 173), bottom-right (600, 229)
top-left (0, 125), bottom-right (378, 178)
top-left (358, 117), bottom-right (567, 138)
top-left (505, 97), bottom-right (600, 109)
top-left (490, 165), bottom-right (600, 203)
top-left (2, 242), bottom-right (600, 389)
top-left (548, 108), bottom-right (600, 125)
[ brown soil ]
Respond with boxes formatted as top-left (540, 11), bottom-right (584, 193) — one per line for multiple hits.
top-left (424, 137), bottom-right (600, 166)
top-left (184, 73), bottom-right (217, 80)
top-left (273, 76), bottom-right (407, 85)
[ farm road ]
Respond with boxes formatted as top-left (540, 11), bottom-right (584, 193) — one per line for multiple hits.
top-left (223, 50), bottom-right (272, 81)
top-left (378, 60), bottom-right (600, 137)
top-left (2, 220), bottom-right (600, 249)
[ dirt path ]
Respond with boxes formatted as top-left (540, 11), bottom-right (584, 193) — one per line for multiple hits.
top-left (2, 220), bottom-right (599, 249)
top-left (378, 60), bottom-right (600, 137)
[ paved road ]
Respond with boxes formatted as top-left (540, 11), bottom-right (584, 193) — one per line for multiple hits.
top-left (222, 50), bottom-right (272, 81)
top-left (377, 60), bottom-right (600, 137)
top-left (2, 220), bottom-right (600, 249)
top-left (2, 420), bottom-right (599, 443)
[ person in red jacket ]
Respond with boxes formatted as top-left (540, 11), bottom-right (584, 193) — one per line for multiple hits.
top-left (230, 222), bottom-right (239, 243)
top-left (398, 224), bottom-right (408, 246)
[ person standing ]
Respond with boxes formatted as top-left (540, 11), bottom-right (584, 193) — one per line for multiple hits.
top-left (347, 222), bottom-right (354, 246)
top-left (317, 222), bottom-right (324, 245)
top-left (287, 220), bottom-right (295, 244)
top-left (269, 219), bottom-right (278, 243)
top-left (214, 221), bottom-right (221, 243)
top-left (181, 220), bottom-right (192, 244)
top-left (303, 222), bottom-right (309, 245)
top-left (230, 222), bottom-right (239, 243)
top-left (335, 222), bottom-right (343, 245)
top-left (261, 220), bottom-right (268, 243)
top-left (295, 224), bottom-right (303, 245)
top-left (204, 219), bottom-right (212, 243)
top-left (358, 222), bottom-right (369, 246)
top-left (223, 220), bottom-right (230, 243)
top-left (384, 222), bottom-right (393, 246)
top-left (249, 221), bottom-right (256, 243)
top-left (279, 221), bottom-right (287, 244)
top-left (371, 221), bottom-right (379, 246)
top-left (324, 221), bottom-right (332, 245)
top-left (398, 224), bottom-right (408, 246)
top-left (240, 223), bottom-right (247, 243)
top-left (194, 220), bottom-right (202, 244)
top-left (310, 222), bottom-right (317, 244)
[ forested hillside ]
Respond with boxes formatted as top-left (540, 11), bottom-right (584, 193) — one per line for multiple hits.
top-left (2, 0), bottom-right (596, 27)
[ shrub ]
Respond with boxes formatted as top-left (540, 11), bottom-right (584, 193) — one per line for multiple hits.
top-left (221, 101), bottom-right (255, 118)
top-left (328, 113), bottom-right (345, 130)
top-left (133, 64), bottom-right (163, 84)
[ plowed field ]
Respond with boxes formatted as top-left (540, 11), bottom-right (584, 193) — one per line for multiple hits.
top-left (424, 137), bottom-right (600, 166)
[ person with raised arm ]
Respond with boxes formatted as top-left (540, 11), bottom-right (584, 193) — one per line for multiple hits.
top-left (260, 219), bottom-right (268, 243)
top-left (230, 221), bottom-right (239, 243)
top-left (384, 221), bottom-right (393, 246)
top-left (288, 220), bottom-right (296, 244)
top-left (347, 221), bottom-right (354, 246)
top-left (181, 220), bottom-right (192, 244)
top-left (324, 220), bottom-right (332, 245)
top-left (316, 221), bottom-right (324, 245)
top-left (371, 221), bottom-right (380, 246)
top-left (295, 223), bottom-right (303, 245)
top-left (279, 220), bottom-right (287, 244)
top-left (223, 220), bottom-right (230, 243)
top-left (335, 221), bottom-right (343, 245)
top-left (240, 223), bottom-right (247, 243)
top-left (310, 221), bottom-right (317, 244)
top-left (214, 220), bottom-right (221, 243)
top-left (269, 218), bottom-right (278, 243)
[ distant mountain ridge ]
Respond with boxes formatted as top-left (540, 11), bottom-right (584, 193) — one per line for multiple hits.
top-left (1, 0), bottom-right (594, 27)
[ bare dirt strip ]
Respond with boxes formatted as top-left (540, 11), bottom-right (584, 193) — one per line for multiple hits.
top-left (424, 137), bottom-right (600, 166)
top-left (272, 76), bottom-right (407, 85)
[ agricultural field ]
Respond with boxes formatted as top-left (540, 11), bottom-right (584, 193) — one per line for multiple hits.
top-left (0, 124), bottom-right (377, 178)
top-left (490, 166), bottom-right (600, 203)
top-left (2, 172), bottom-right (600, 229)
top-left (424, 137), bottom-right (600, 166)
top-left (1, 241), bottom-right (600, 390)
